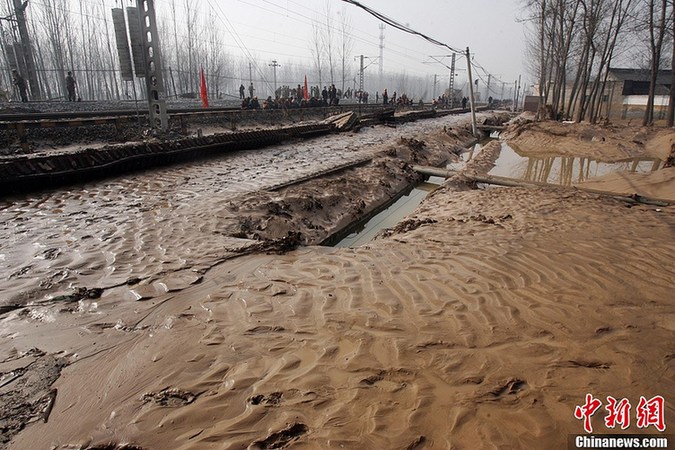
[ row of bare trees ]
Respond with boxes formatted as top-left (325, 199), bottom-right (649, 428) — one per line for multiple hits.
top-left (526, 0), bottom-right (674, 125)
top-left (0, 0), bottom-right (431, 104)
top-left (309, 2), bottom-right (355, 95)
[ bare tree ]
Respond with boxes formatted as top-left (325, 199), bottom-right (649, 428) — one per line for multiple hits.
top-left (338, 7), bottom-right (354, 95)
top-left (322, 1), bottom-right (335, 85)
top-left (310, 21), bottom-right (324, 88)
top-left (669, 1), bottom-right (675, 126)
top-left (525, 0), bottom-right (636, 122)
top-left (643, 0), bottom-right (669, 125)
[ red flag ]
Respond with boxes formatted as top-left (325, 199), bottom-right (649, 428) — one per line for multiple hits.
top-left (303, 75), bottom-right (309, 100)
top-left (200, 66), bottom-right (209, 108)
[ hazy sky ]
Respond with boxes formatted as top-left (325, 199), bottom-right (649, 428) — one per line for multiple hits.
top-left (178, 0), bottom-right (530, 91)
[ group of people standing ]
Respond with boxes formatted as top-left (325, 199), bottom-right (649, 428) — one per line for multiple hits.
top-left (239, 81), bottom-right (348, 110)
top-left (7, 69), bottom-right (78, 103)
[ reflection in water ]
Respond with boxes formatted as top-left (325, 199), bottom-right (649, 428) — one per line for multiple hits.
top-left (446, 142), bottom-right (484, 171)
top-left (491, 144), bottom-right (663, 186)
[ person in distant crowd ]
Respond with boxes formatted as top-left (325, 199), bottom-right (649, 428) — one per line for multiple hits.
top-left (382, 88), bottom-right (388, 105)
top-left (461, 96), bottom-right (468, 110)
top-left (12, 70), bottom-right (27, 102)
top-left (239, 84), bottom-right (245, 99)
top-left (488, 96), bottom-right (493, 106)
top-left (329, 84), bottom-right (337, 105)
top-left (375, 91), bottom-right (379, 103)
top-left (248, 82), bottom-right (254, 98)
top-left (392, 91), bottom-right (397, 104)
top-left (321, 86), bottom-right (328, 105)
top-left (65, 71), bottom-right (77, 102)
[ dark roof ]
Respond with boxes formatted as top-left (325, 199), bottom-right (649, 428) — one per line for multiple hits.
top-left (608, 68), bottom-right (671, 83)
top-left (608, 68), bottom-right (671, 95)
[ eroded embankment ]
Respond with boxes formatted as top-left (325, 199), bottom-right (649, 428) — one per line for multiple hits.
top-left (2, 114), bottom-right (672, 450)
top-left (0, 113), bottom-right (504, 448)
top-left (1, 113), bottom-right (505, 310)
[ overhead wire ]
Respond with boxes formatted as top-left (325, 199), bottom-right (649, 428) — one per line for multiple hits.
top-left (339, 0), bottom-right (463, 55)
top-left (235, 0), bottom-right (439, 76)
top-left (339, 0), bottom-right (519, 96)
top-left (203, 0), bottom-right (274, 92)
top-left (266, 0), bottom-right (441, 63)
top-left (20, 0), bottom-right (517, 96)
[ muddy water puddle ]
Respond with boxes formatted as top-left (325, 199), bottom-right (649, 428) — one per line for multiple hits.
top-left (334, 177), bottom-right (445, 247)
top-left (446, 142), bottom-right (484, 171)
top-left (490, 143), bottom-right (663, 186)
top-left (335, 141), bottom-right (489, 247)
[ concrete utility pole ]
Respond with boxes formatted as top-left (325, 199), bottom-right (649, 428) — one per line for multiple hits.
top-left (249, 62), bottom-right (253, 86)
top-left (449, 53), bottom-right (456, 108)
top-left (486, 74), bottom-right (492, 103)
top-left (12, 0), bottom-right (40, 100)
top-left (501, 82), bottom-right (505, 101)
top-left (378, 23), bottom-right (385, 83)
top-left (269, 60), bottom-right (280, 94)
top-left (432, 74), bottom-right (437, 101)
top-left (515, 74), bottom-right (522, 111)
top-left (465, 47), bottom-right (478, 137)
top-left (354, 55), bottom-right (377, 98)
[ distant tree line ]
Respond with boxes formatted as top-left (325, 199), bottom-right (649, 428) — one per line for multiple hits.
top-left (0, 0), bottom-right (434, 104)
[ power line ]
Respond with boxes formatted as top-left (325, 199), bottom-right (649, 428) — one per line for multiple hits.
top-left (235, 0), bottom-right (439, 74)
top-left (339, 0), bottom-right (463, 55)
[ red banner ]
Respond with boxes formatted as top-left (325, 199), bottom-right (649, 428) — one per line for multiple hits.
top-left (200, 66), bottom-right (209, 108)
top-left (303, 75), bottom-right (309, 100)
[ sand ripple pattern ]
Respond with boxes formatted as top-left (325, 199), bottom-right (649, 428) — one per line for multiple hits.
top-left (8, 187), bottom-right (672, 449)
top-left (0, 115), bottom-right (472, 306)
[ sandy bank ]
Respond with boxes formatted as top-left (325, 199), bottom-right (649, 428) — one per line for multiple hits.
top-left (1, 116), bottom-right (673, 449)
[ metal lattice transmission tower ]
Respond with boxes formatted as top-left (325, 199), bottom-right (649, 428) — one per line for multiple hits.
top-left (355, 55), bottom-right (378, 94)
top-left (139, 0), bottom-right (168, 130)
top-left (12, 0), bottom-right (41, 100)
top-left (269, 60), bottom-right (280, 94)
top-left (423, 54), bottom-right (460, 106)
top-left (378, 23), bottom-right (385, 82)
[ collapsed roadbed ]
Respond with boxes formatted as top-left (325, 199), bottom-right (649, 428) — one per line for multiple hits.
top-left (0, 107), bottom-right (477, 195)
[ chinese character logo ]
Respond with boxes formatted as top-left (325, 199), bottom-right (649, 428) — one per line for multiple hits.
top-left (604, 396), bottom-right (631, 430)
top-left (575, 394), bottom-right (667, 433)
top-left (636, 395), bottom-right (666, 432)
top-left (574, 393), bottom-right (603, 433)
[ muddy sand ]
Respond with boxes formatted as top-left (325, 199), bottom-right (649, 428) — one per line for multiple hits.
top-left (1, 117), bottom-right (673, 449)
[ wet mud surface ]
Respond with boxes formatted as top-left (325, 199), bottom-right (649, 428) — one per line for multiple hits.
top-left (1, 114), bottom-right (673, 449)
top-left (0, 114), bottom-right (486, 308)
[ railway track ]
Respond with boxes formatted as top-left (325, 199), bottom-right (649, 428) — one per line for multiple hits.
top-left (0, 105), bottom-right (487, 195)
top-left (0, 103), bottom-right (402, 146)
top-left (0, 103), bottom-right (395, 127)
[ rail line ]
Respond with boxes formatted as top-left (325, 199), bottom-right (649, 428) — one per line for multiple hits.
top-left (0, 103), bottom-right (397, 131)
top-left (0, 106), bottom-right (487, 195)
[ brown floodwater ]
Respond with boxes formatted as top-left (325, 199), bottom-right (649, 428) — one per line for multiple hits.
top-left (0, 115), bottom-right (471, 306)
